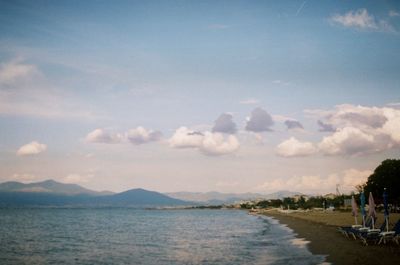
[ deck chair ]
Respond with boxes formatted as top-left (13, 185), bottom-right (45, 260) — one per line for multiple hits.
top-left (378, 219), bottom-right (400, 245)
top-left (358, 218), bottom-right (387, 246)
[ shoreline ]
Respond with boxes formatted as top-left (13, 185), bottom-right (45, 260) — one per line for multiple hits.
top-left (261, 210), bottom-right (400, 265)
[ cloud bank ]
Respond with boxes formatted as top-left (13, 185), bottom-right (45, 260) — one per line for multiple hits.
top-left (259, 169), bottom-right (372, 194)
top-left (86, 127), bottom-right (161, 145)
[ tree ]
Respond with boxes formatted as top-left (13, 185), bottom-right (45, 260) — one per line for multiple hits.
top-left (364, 159), bottom-right (400, 202)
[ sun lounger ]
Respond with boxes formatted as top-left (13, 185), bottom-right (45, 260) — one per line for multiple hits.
top-left (378, 219), bottom-right (400, 245)
top-left (358, 218), bottom-right (392, 246)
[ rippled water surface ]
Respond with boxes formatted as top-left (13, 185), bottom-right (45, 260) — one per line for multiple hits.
top-left (0, 208), bottom-right (325, 264)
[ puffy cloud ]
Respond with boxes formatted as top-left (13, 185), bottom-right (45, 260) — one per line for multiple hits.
top-left (85, 129), bottom-right (123, 144)
top-left (86, 127), bottom-right (162, 145)
top-left (381, 107), bottom-right (400, 143)
top-left (309, 104), bottom-right (400, 156)
top-left (318, 127), bottom-right (376, 156)
top-left (330, 8), bottom-right (394, 32)
top-left (126, 126), bottom-right (162, 145)
top-left (245, 107), bottom-right (274, 132)
top-left (169, 127), bottom-right (239, 156)
top-left (276, 137), bottom-right (317, 157)
top-left (169, 127), bottom-right (204, 148)
top-left (200, 132), bottom-right (239, 156)
top-left (17, 141), bottom-right (47, 156)
top-left (258, 169), bottom-right (371, 194)
top-left (317, 120), bottom-right (336, 132)
top-left (284, 120), bottom-right (304, 130)
top-left (212, 113), bottom-right (237, 134)
top-left (334, 105), bottom-right (387, 128)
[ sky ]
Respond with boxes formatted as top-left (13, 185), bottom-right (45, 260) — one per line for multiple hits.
top-left (0, 0), bottom-right (399, 195)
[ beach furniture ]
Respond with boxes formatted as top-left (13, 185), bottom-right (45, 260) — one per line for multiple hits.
top-left (378, 219), bottom-right (400, 245)
top-left (348, 216), bottom-right (377, 241)
top-left (338, 215), bottom-right (376, 239)
top-left (358, 219), bottom-right (388, 246)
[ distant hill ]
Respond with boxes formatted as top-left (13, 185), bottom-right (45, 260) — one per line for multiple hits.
top-left (166, 190), bottom-right (303, 204)
top-left (0, 180), bottom-right (113, 196)
top-left (95, 189), bottom-right (188, 206)
top-left (0, 180), bottom-right (188, 207)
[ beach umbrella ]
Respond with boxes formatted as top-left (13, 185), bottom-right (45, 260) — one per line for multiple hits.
top-left (383, 188), bottom-right (389, 232)
top-left (360, 191), bottom-right (366, 227)
top-left (368, 192), bottom-right (377, 229)
top-left (351, 195), bottom-right (358, 225)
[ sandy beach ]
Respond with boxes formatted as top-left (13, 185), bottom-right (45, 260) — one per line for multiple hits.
top-left (261, 210), bottom-right (400, 265)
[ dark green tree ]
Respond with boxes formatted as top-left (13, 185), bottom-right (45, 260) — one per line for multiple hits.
top-left (364, 159), bottom-right (400, 202)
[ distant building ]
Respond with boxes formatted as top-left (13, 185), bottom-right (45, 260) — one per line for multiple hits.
top-left (344, 198), bottom-right (352, 207)
top-left (324, 193), bottom-right (337, 199)
top-left (292, 194), bottom-right (309, 202)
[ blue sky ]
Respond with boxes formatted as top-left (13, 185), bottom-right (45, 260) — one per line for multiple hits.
top-left (1, 0), bottom-right (399, 194)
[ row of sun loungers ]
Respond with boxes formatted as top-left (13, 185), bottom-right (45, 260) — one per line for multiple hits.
top-left (338, 217), bottom-right (400, 246)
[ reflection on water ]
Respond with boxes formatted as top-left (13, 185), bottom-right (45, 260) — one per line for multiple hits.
top-left (0, 208), bottom-right (325, 265)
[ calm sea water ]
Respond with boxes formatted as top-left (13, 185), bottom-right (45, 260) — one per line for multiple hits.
top-left (0, 208), bottom-right (325, 265)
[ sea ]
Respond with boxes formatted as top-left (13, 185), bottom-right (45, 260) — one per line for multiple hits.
top-left (0, 208), bottom-right (326, 265)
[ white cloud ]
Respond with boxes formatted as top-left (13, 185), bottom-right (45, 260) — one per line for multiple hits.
top-left (200, 132), bottom-right (239, 156)
top-left (169, 127), bottom-right (204, 149)
top-left (258, 168), bottom-right (371, 194)
top-left (169, 127), bottom-right (239, 156)
top-left (307, 104), bottom-right (400, 156)
top-left (17, 141), bottom-right (47, 156)
top-left (126, 126), bottom-right (162, 145)
top-left (276, 137), bottom-right (317, 157)
top-left (85, 129), bottom-right (123, 144)
top-left (86, 127), bottom-right (162, 145)
top-left (381, 107), bottom-right (400, 143)
top-left (330, 8), bottom-right (395, 32)
top-left (318, 127), bottom-right (375, 156)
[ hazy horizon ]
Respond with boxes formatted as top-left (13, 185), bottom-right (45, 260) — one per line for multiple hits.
top-left (1, 1), bottom-right (399, 194)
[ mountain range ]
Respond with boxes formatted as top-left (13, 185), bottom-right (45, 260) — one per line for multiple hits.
top-left (166, 190), bottom-right (302, 204)
top-left (0, 180), bottom-right (303, 207)
top-left (0, 180), bottom-right (187, 207)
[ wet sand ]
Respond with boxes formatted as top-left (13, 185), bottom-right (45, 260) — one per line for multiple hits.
top-left (261, 210), bottom-right (400, 265)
